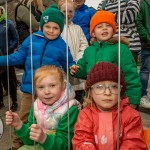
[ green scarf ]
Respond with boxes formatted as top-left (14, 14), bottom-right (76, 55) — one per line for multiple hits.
top-left (0, 6), bottom-right (6, 22)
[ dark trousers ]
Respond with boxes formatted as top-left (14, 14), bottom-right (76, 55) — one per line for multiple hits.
top-left (0, 66), bottom-right (17, 103)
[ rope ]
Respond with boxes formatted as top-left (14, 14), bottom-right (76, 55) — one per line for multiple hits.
top-left (64, 0), bottom-right (71, 149)
top-left (117, 0), bottom-right (121, 149)
top-left (5, 1), bottom-right (13, 149)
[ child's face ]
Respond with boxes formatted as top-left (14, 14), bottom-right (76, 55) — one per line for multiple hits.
top-left (43, 22), bottom-right (61, 40)
top-left (91, 81), bottom-right (119, 111)
top-left (73, 0), bottom-right (85, 8)
top-left (60, 3), bottom-right (74, 24)
top-left (36, 75), bottom-right (65, 106)
top-left (92, 23), bottom-right (114, 42)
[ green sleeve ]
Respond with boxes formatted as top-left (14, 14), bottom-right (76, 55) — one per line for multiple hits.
top-left (73, 49), bottom-right (88, 79)
top-left (15, 105), bottom-right (37, 145)
top-left (41, 106), bottom-right (79, 150)
top-left (119, 44), bottom-right (141, 104)
top-left (136, 5), bottom-right (147, 41)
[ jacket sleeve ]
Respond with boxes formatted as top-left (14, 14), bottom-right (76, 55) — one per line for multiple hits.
top-left (17, 5), bottom-right (39, 31)
top-left (15, 105), bottom-right (35, 145)
top-left (41, 106), bottom-right (79, 150)
top-left (72, 109), bottom-right (97, 150)
top-left (72, 48), bottom-right (88, 79)
top-left (116, 0), bottom-right (140, 24)
top-left (136, 4), bottom-right (147, 41)
top-left (0, 36), bottom-right (29, 66)
top-left (120, 44), bottom-right (141, 104)
top-left (61, 46), bottom-right (76, 72)
top-left (120, 109), bottom-right (146, 149)
top-left (8, 20), bottom-right (19, 54)
top-left (77, 26), bottom-right (88, 61)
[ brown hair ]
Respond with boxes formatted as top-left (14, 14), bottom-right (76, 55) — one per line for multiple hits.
top-left (34, 65), bottom-right (65, 88)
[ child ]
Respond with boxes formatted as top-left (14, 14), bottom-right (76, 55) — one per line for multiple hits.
top-left (6, 65), bottom-right (79, 150)
top-left (72, 0), bottom-right (95, 43)
top-left (70, 10), bottom-right (141, 108)
top-left (72, 62), bottom-right (146, 150)
top-left (97, 0), bottom-right (141, 64)
top-left (0, 4), bottom-right (75, 149)
top-left (58, 0), bottom-right (88, 102)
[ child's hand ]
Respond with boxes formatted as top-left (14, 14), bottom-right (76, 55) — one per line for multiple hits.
top-left (70, 65), bottom-right (79, 75)
top-left (5, 111), bottom-right (22, 130)
top-left (29, 124), bottom-right (46, 144)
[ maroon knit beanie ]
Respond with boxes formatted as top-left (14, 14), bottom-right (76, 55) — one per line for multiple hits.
top-left (85, 62), bottom-right (126, 96)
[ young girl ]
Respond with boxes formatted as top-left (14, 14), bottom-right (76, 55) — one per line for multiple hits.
top-left (72, 62), bottom-right (146, 150)
top-left (0, 4), bottom-right (75, 149)
top-left (70, 10), bottom-right (141, 109)
top-left (6, 65), bottom-right (79, 150)
top-left (58, 0), bottom-right (88, 102)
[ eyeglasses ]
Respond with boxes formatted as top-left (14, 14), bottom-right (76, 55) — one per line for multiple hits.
top-left (91, 84), bottom-right (122, 95)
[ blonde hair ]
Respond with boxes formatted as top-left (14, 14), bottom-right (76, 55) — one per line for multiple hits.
top-left (34, 65), bottom-right (65, 88)
top-left (58, 0), bottom-right (75, 9)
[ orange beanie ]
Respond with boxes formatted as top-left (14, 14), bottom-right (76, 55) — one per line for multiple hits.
top-left (90, 10), bottom-right (116, 37)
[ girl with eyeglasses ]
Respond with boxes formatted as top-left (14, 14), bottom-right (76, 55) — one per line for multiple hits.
top-left (72, 62), bottom-right (146, 150)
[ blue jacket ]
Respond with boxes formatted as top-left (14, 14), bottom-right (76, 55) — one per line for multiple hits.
top-left (0, 20), bottom-right (18, 55)
top-left (72, 4), bottom-right (95, 42)
top-left (0, 30), bottom-right (75, 94)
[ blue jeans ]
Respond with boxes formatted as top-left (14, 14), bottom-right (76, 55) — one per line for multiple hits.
top-left (140, 48), bottom-right (150, 97)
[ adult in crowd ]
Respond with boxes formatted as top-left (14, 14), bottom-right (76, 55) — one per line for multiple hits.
top-left (72, 0), bottom-right (95, 44)
top-left (97, 0), bottom-right (141, 64)
top-left (15, 0), bottom-right (43, 44)
top-left (58, 0), bottom-right (88, 103)
top-left (0, 6), bottom-right (18, 111)
top-left (136, 0), bottom-right (150, 108)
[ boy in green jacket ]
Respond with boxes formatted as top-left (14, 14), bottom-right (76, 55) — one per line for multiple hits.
top-left (6, 65), bottom-right (79, 150)
top-left (70, 10), bottom-right (141, 109)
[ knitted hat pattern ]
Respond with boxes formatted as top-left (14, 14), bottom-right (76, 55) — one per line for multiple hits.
top-left (85, 62), bottom-right (126, 96)
top-left (90, 10), bottom-right (116, 37)
top-left (40, 4), bottom-right (64, 32)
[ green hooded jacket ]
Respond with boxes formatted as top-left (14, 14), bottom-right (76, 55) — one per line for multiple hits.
top-left (73, 41), bottom-right (141, 105)
top-left (136, 0), bottom-right (150, 48)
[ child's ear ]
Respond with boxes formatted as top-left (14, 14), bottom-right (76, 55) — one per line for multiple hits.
top-left (62, 81), bottom-right (66, 90)
top-left (91, 31), bottom-right (96, 38)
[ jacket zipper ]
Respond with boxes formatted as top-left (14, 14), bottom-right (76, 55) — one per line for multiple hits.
top-left (40, 40), bottom-right (49, 66)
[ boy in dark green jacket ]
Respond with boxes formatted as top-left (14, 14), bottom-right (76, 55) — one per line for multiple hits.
top-left (70, 10), bottom-right (141, 109)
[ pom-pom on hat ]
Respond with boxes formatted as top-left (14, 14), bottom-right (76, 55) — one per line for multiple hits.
top-left (90, 10), bottom-right (116, 37)
top-left (40, 4), bottom-right (64, 32)
top-left (85, 62), bottom-right (126, 96)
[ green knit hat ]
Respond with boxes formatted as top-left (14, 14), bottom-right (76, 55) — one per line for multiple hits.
top-left (40, 4), bottom-right (64, 32)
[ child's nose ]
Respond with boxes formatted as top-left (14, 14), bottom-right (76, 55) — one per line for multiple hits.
top-left (104, 87), bottom-right (111, 95)
top-left (49, 28), bottom-right (53, 32)
top-left (44, 87), bottom-right (50, 94)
